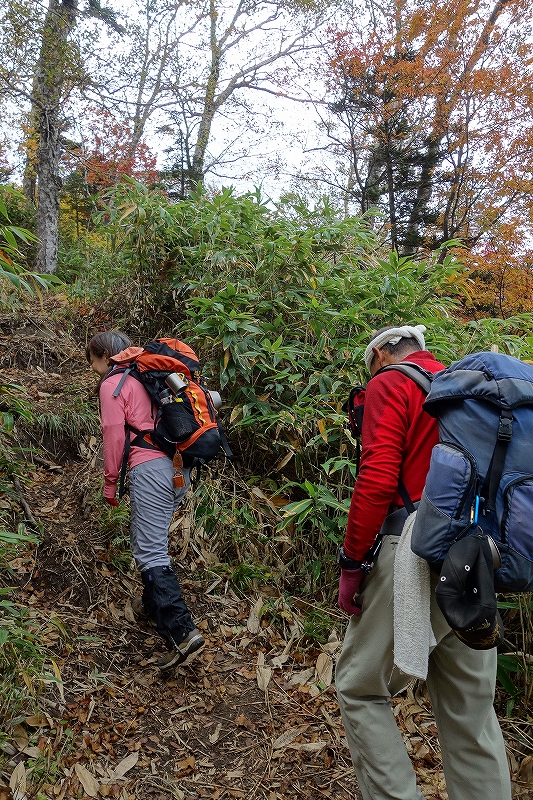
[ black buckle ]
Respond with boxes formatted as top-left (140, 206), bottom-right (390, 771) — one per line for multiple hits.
top-left (497, 415), bottom-right (513, 441)
top-left (361, 537), bottom-right (383, 574)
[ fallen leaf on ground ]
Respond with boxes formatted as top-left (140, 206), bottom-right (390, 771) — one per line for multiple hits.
top-left (272, 726), bottom-right (308, 749)
top-left (41, 498), bottom-right (60, 513)
top-left (74, 764), bottom-right (99, 797)
top-left (235, 714), bottom-right (255, 731)
top-left (9, 762), bottom-right (27, 800)
top-left (112, 751), bottom-right (140, 779)
top-left (287, 741), bottom-right (327, 752)
top-left (256, 651), bottom-right (272, 690)
top-left (247, 596), bottom-right (263, 634)
top-left (315, 652), bottom-right (333, 687)
top-left (209, 723), bottom-right (222, 743)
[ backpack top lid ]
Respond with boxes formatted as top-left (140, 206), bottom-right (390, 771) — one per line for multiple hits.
top-left (109, 346), bottom-right (144, 365)
top-left (423, 351), bottom-right (533, 415)
top-left (108, 338), bottom-right (200, 381)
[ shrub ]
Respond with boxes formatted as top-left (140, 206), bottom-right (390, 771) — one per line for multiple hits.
top-left (86, 182), bottom-right (533, 602)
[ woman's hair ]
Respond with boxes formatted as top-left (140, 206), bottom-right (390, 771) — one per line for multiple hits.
top-left (86, 330), bottom-right (131, 363)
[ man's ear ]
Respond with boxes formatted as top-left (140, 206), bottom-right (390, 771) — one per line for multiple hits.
top-left (371, 346), bottom-right (386, 369)
top-left (371, 346), bottom-right (396, 374)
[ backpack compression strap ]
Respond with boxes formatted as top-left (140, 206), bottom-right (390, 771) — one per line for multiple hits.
top-left (482, 408), bottom-right (514, 515)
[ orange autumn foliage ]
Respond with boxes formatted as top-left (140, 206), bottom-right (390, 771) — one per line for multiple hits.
top-left (458, 230), bottom-right (533, 319)
top-left (326, 0), bottom-right (533, 311)
top-left (64, 108), bottom-right (159, 190)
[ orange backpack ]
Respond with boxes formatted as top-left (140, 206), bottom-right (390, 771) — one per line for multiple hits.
top-left (108, 338), bottom-right (231, 494)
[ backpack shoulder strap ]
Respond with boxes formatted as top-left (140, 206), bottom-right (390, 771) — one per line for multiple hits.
top-left (111, 367), bottom-right (133, 397)
top-left (374, 363), bottom-right (434, 516)
top-left (377, 362), bottom-right (434, 395)
top-left (102, 365), bottom-right (158, 498)
top-left (101, 365), bottom-right (140, 397)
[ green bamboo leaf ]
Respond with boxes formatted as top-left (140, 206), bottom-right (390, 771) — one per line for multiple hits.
top-left (281, 499), bottom-right (313, 517)
top-left (2, 228), bottom-right (18, 249)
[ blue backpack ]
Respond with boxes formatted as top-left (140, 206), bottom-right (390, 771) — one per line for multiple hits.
top-left (410, 351), bottom-right (533, 592)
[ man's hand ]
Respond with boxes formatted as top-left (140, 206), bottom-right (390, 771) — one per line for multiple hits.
top-left (338, 568), bottom-right (365, 615)
top-left (104, 496), bottom-right (119, 507)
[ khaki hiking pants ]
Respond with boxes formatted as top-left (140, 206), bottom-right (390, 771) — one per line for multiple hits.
top-left (335, 534), bottom-right (512, 800)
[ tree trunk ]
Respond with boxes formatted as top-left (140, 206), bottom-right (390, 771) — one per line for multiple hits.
top-left (385, 137), bottom-right (398, 252)
top-left (190, 0), bottom-right (220, 189)
top-left (22, 108), bottom-right (38, 205)
top-left (34, 0), bottom-right (78, 274)
top-left (36, 105), bottom-right (63, 273)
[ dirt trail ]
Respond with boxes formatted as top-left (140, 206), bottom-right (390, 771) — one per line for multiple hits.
top-left (7, 454), bottom-right (365, 800)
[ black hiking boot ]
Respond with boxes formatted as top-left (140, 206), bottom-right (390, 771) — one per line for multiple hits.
top-left (156, 628), bottom-right (205, 671)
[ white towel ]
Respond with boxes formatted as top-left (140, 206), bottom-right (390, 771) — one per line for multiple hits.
top-left (393, 511), bottom-right (436, 680)
top-left (364, 325), bottom-right (426, 372)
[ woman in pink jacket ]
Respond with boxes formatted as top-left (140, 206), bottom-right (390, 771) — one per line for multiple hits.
top-left (87, 331), bottom-right (204, 671)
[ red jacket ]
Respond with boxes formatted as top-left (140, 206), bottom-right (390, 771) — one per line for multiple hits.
top-left (343, 350), bottom-right (445, 561)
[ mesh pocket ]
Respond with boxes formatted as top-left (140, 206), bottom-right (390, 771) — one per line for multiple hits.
top-left (160, 401), bottom-right (199, 442)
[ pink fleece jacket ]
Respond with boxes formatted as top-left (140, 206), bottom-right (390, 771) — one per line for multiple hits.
top-left (99, 369), bottom-right (167, 500)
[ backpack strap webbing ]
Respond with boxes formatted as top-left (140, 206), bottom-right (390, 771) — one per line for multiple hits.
top-left (117, 425), bottom-right (161, 499)
top-left (378, 362), bottom-right (434, 395)
top-left (112, 367), bottom-right (133, 397)
top-left (218, 423), bottom-right (233, 458)
top-left (482, 408), bottom-right (513, 514)
top-left (118, 433), bottom-right (131, 499)
top-left (397, 479), bottom-right (417, 515)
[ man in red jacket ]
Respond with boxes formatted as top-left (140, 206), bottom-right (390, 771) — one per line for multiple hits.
top-left (335, 325), bottom-right (511, 800)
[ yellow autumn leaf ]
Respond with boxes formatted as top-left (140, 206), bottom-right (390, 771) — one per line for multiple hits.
top-left (317, 419), bottom-right (328, 442)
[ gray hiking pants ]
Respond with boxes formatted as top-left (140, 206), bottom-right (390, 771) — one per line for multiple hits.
top-left (129, 456), bottom-right (190, 572)
top-left (129, 457), bottom-right (195, 648)
top-left (336, 531), bottom-right (512, 800)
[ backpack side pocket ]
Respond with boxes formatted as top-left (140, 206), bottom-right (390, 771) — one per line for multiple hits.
top-left (411, 443), bottom-right (476, 568)
top-left (159, 400), bottom-right (199, 442)
top-left (180, 427), bottom-right (222, 467)
top-left (496, 475), bottom-right (533, 591)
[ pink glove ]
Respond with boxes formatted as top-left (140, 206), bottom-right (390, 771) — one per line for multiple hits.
top-left (338, 568), bottom-right (365, 615)
top-left (104, 496), bottom-right (119, 507)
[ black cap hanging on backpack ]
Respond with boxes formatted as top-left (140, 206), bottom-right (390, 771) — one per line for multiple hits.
top-left (435, 534), bottom-right (504, 650)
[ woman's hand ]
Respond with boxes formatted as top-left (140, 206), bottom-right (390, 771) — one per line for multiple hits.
top-left (104, 496), bottom-right (119, 507)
